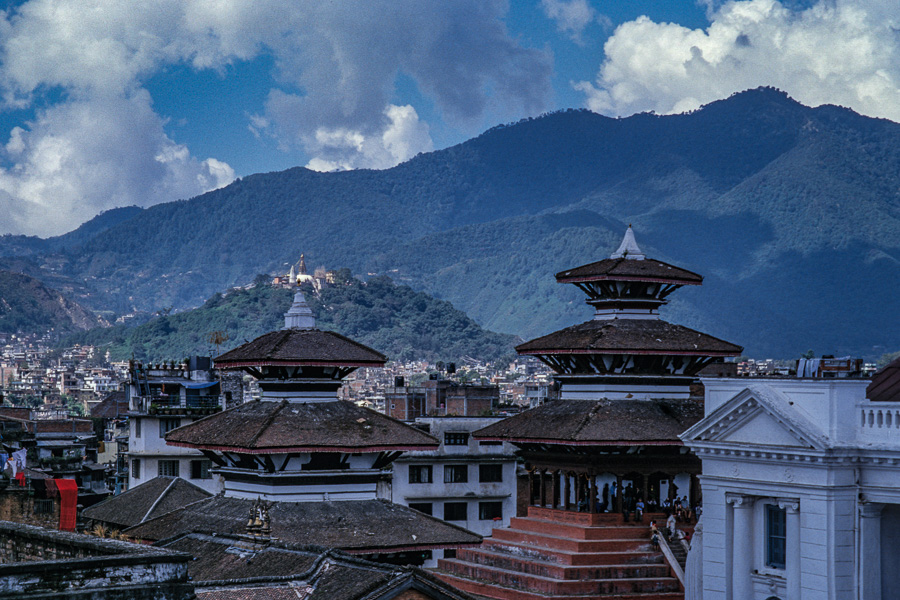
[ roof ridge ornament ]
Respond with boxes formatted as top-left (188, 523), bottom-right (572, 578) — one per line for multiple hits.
top-left (610, 225), bottom-right (645, 260)
top-left (284, 287), bottom-right (316, 330)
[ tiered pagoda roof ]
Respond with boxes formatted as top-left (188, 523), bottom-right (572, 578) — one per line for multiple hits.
top-left (166, 398), bottom-right (438, 454)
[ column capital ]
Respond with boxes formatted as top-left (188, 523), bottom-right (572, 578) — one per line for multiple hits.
top-left (726, 493), bottom-right (754, 508)
top-left (777, 498), bottom-right (799, 512)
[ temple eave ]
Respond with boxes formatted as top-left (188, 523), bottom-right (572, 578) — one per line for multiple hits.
top-left (557, 274), bottom-right (702, 285)
top-left (519, 348), bottom-right (739, 356)
top-left (165, 442), bottom-right (439, 453)
top-left (216, 359), bottom-right (386, 368)
top-left (473, 437), bottom-right (685, 446)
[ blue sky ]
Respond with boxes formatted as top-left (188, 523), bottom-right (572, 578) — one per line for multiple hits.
top-left (0, 0), bottom-right (896, 237)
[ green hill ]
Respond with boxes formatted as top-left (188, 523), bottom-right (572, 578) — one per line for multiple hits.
top-left (60, 273), bottom-right (517, 363)
top-left (0, 271), bottom-right (104, 334)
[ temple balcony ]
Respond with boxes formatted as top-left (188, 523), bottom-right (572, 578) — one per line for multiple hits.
top-left (857, 402), bottom-right (900, 448)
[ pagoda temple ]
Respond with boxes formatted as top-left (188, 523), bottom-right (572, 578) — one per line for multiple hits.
top-left (435, 227), bottom-right (742, 599)
top-left (125, 287), bottom-right (481, 565)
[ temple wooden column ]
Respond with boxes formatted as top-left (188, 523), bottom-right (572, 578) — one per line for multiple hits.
top-left (588, 470), bottom-right (597, 513)
top-left (539, 470), bottom-right (547, 507)
top-left (616, 474), bottom-right (623, 513)
top-left (563, 472), bottom-right (571, 510)
top-left (642, 474), bottom-right (649, 503)
top-left (528, 470), bottom-right (535, 506)
top-left (551, 470), bottom-right (559, 508)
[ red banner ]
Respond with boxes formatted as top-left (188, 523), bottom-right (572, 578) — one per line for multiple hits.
top-left (56, 479), bottom-right (77, 532)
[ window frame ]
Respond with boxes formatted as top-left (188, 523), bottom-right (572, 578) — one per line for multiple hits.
top-left (443, 501), bottom-right (468, 521)
top-left (158, 459), bottom-right (180, 477)
top-left (765, 504), bottom-right (787, 569)
top-left (444, 432), bottom-right (469, 446)
top-left (478, 501), bottom-right (503, 521)
top-left (191, 459), bottom-right (212, 480)
top-left (131, 458), bottom-right (141, 479)
top-left (408, 464), bottom-right (433, 484)
top-left (159, 418), bottom-right (181, 437)
top-left (408, 502), bottom-right (433, 516)
top-left (444, 464), bottom-right (468, 484)
top-left (479, 463), bottom-right (503, 483)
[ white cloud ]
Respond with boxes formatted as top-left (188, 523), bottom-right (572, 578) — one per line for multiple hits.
top-left (305, 104), bottom-right (433, 172)
top-left (0, 91), bottom-right (233, 237)
top-left (541, 0), bottom-right (598, 43)
top-left (577, 0), bottom-right (900, 122)
top-left (0, 0), bottom-right (551, 235)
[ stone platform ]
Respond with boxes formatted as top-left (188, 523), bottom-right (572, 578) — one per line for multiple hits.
top-left (434, 506), bottom-right (684, 600)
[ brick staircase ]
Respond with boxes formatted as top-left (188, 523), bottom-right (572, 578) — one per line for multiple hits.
top-left (434, 507), bottom-right (684, 600)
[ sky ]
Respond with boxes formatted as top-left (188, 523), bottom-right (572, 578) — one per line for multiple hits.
top-left (0, 0), bottom-right (898, 238)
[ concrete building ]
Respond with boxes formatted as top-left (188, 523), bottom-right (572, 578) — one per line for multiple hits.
top-left (125, 357), bottom-right (224, 494)
top-left (391, 416), bottom-right (518, 565)
top-left (680, 359), bottom-right (900, 600)
top-left (387, 380), bottom-right (500, 420)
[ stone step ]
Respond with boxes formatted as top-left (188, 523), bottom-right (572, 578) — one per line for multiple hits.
top-left (455, 547), bottom-right (672, 580)
top-left (482, 537), bottom-right (665, 566)
top-left (491, 527), bottom-right (652, 553)
top-left (509, 516), bottom-right (651, 540)
top-left (436, 559), bottom-right (682, 597)
top-left (526, 506), bottom-right (670, 527)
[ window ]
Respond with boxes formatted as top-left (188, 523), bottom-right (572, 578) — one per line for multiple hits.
top-left (409, 465), bottom-right (433, 484)
top-left (408, 502), bottom-right (433, 516)
top-left (444, 432), bottom-right (469, 446)
top-left (134, 419), bottom-right (141, 438)
top-left (34, 499), bottom-right (53, 514)
top-left (444, 502), bottom-right (468, 521)
top-left (443, 549), bottom-right (457, 559)
top-left (191, 459), bottom-right (212, 480)
top-left (444, 464), bottom-right (468, 483)
top-left (159, 418), bottom-right (181, 437)
top-left (479, 464), bottom-right (503, 483)
top-left (479, 501), bottom-right (503, 520)
top-left (158, 459), bottom-right (180, 477)
top-left (479, 440), bottom-right (502, 446)
top-left (766, 504), bottom-right (787, 569)
top-left (131, 458), bottom-right (141, 479)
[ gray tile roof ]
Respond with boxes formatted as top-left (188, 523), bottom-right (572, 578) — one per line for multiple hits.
top-left (165, 400), bottom-right (439, 453)
top-left (516, 318), bottom-right (743, 356)
top-left (556, 257), bottom-right (703, 284)
top-left (124, 497), bottom-right (481, 552)
top-left (82, 476), bottom-right (213, 529)
top-left (215, 329), bottom-right (387, 368)
top-left (868, 357), bottom-right (900, 403)
top-left (475, 398), bottom-right (704, 445)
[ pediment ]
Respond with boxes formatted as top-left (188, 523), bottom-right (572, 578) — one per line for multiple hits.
top-left (681, 385), bottom-right (829, 451)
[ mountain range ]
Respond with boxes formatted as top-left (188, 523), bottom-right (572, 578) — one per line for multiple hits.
top-left (2, 87), bottom-right (898, 358)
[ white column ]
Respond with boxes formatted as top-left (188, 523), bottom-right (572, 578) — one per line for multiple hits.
top-left (859, 502), bottom-right (884, 600)
top-left (780, 500), bottom-right (801, 600)
top-left (728, 495), bottom-right (754, 600)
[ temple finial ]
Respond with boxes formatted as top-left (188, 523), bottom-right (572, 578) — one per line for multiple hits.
top-left (610, 225), bottom-right (645, 260)
top-left (284, 289), bottom-right (316, 329)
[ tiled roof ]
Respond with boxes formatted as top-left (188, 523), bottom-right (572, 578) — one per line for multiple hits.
top-left (124, 497), bottom-right (481, 552)
top-left (868, 357), bottom-right (900, 402)
top-left (165, 400), bottom-right (439, 453)
top-left (215, 329), bottom-right (387, 368)
top-left (474, 398), bottom-right (704, 445)
top-left (83, 476), bottom-right (212, 529)
top-left (516, 318), bottom-right (743, 356)
top-left (556, 257), bottom-right (703, 284)
top-left (91, 391), bottom-right (128, 419)
top-left (183, 539), bottom-right (475, 600)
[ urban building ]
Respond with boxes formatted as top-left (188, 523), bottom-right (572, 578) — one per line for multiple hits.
top-left (679, 357), bottom-right (900, 600)
top-left (387, 379), bottom-right (500, 420)
top-left (124, 357), bottom-right (224, 494)
top-left (391, 416), bottom-right (518, 566)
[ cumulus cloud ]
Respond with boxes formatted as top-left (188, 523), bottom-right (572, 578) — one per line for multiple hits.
top-left (541, 0), bottom-right (599, 43)
top-left (577, 0), bottom-right (900, 122)
top-left (305, 104), bottom-right (433, 172)
top-left (0, 91), bottom-right (234, 237)
top-left (0, 0), bottom-right (551, 235)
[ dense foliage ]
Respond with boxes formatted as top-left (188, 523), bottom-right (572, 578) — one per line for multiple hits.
top-left (0, 270), bottom-right (101, 334)
top-left (5, 88), bottom-right (900, 357)
top-left (60, 274), bottom-right (517, 363)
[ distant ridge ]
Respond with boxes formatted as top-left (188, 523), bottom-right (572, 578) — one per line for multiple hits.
top-left (0, 270), bottom-right (104, 334)
top-left (6, 87), bottom-right (900, 358)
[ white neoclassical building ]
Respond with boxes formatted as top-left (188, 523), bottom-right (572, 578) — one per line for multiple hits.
top-left (681, 363), bottom-right (900, 600)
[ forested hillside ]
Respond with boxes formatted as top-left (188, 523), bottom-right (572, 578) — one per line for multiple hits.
top-left (7, 87), bottom-right (900, 357)
top-left (0, 271), bottom-right (104, 334)
top-left (61, 274), bottom-right (517, 363)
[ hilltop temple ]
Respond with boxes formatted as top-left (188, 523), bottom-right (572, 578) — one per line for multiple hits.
top-left (436, 227), bottom-right (742, 599)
